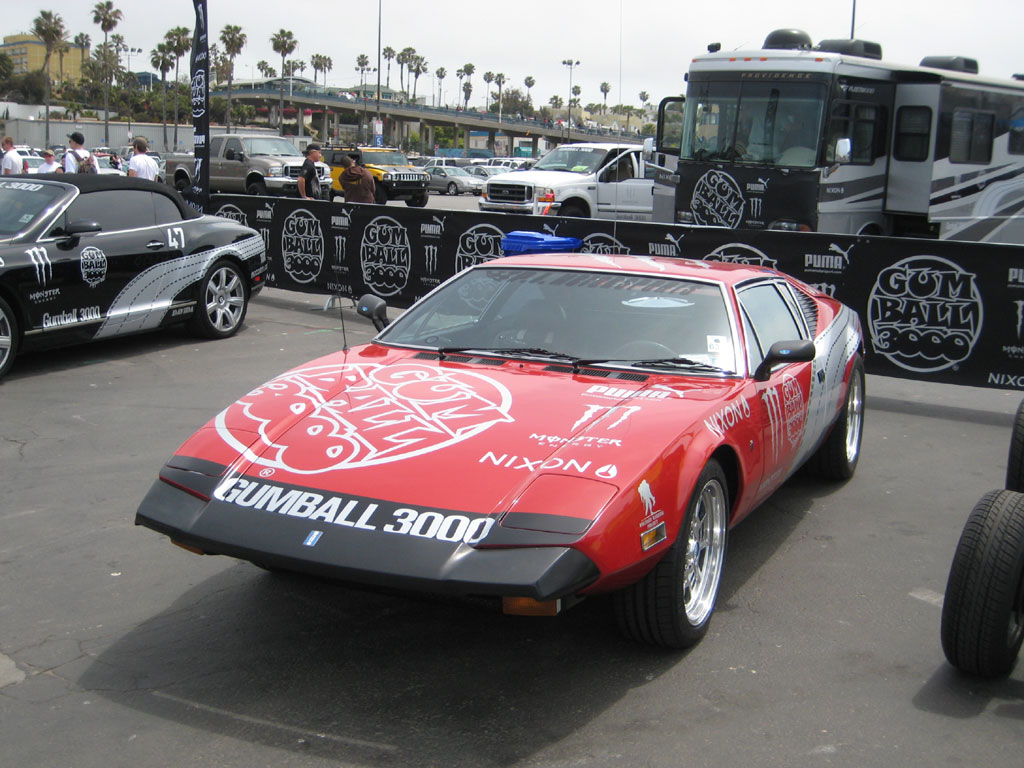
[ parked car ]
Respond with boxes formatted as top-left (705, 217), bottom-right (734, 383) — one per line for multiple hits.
top-left (93, 153), bottom-right (126, 175)
top-left (136, 251), bottom-right (865, 649)
top-left (426, 165), bottom-right (483, 195)
top-left (463, 165), bottom-right (508, 179)
top-left (0, 175), bottom-right (267, 381)
top-left (22, 156), bottom-right (47, 174)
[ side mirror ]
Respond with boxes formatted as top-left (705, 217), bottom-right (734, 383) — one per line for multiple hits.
top-left (834, 137), bottom-right (852, 165)
top-left (753, 339), bottom-right (815, 381)
top-left (357, 293), bottom-right (390, 332)
top-left (65, 219), bottom-right (102, 236)
top-left (642, 136), bottom-right (654, 160)
top-left (225, 148), bottom-right (235, 160)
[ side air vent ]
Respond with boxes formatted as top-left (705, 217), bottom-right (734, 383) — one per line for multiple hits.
top-left (815, 38), bottom-right (883, 60)
top-left (543, 365), bottom-right (649, 382)
top-left (413, 351), bottom-right (505, 365)
top-left (792, 287), bottom-right (821, 333)
top-left (920, 56), bottom-right (979, 74)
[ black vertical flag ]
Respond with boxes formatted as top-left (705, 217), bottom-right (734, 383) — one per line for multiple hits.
top-left (186, 0), bottom-right (211, 212)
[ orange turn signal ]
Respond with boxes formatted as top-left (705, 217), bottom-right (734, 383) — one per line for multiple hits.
top-left (502, 596), bottom-right (562, 616)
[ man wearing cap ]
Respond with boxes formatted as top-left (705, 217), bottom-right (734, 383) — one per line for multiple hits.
top-left (297, 143), bottom-right (323, 200)
top-left (37, 148), bottom-right (62, 173)
top-left (64, 131), bottom-right (97, 173)
top-left (127, 137), bottom-right (159, 181)
top-left (1, 136), bottom-right (21, 175)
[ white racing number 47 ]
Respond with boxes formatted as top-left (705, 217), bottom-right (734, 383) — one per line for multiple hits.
top-left (166, 227), bottom-right (185, 249)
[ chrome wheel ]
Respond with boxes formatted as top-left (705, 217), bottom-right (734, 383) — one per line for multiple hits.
top-left (205, 264), bottom-right (245, 333)
top-left (0, 296), bottom-right (18, 381)
top-left (844, 370), bottom-right (864, 464)
top-left (684, 475), bottom-right (728, 625)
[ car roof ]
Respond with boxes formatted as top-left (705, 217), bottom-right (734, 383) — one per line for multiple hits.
top-left (21, 174), bottom-right (202, 219)
top-left (485, 252), bottom-right (778, 286)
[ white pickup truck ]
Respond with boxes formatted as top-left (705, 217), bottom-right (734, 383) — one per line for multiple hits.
top-left (478, 142), bottom-right (654, 221)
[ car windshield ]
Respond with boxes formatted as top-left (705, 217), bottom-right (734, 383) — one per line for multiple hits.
top-left (445, 167), bottom-right (470, 176)
top-left (0, 180), bottom-right (66, 237)
top-left (242, 137), bottom-right (303, 156)
top-left (377, 266), bottom-right (737, 373)
top-left (364, 151), bottom-right (410, 165)
top-left (532, 146), bottom-right (610, 174)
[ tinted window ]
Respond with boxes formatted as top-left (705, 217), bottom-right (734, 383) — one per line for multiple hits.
top-left (829, 101), bottom-right (883, 164)
top-left (1009, 107), bottom-right (1024, 155)
top-left (950, 109), bottom-right (994, 164)
top-left (63, 190), bottom-right (157, 232)
top-left (738, 282), bottom-right (805, 360)
top-left (153, 192), bottom-right (183, 224)
top-left (894, 106), bottom-right (932, 162)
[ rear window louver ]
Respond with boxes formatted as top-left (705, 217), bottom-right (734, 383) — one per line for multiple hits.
top-left (792, 287), bottom-right (820, 334)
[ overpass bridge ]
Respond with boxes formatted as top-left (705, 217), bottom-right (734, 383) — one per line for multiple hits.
top-left (212, 81), bottom-right (647, 156)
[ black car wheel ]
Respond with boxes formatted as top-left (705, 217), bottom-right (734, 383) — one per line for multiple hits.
top-left (614, 459), bottom-right (729, 648)
top-left (941, 489), bottom-right (1024, 677)
top-left (245, 179), bottom-right (268, 196)
top-left (1006, 399), bottom-right (1024, 492)
top-left (559, 202), bottom-right (587, 218)
top-left (174, 175), bottom-right (189, 193)
top-left (805, 357), bottom-right (864, 481)
top-left (406, 193), bottom-right (429, 208)
top-left (0, 295), bottom-right (19, 381)
top-left (189, 260), bottom-right (248, 339)
top-left (374, 185), bottom-right (388, 205)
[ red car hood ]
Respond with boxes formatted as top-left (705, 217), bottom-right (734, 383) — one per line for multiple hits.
top-left (176, 345), bottom-right (742, 516)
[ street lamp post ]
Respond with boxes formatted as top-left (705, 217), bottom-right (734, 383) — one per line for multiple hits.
top-left (561, 58), bottom-right (579, 142)
top-left (125, 45), bottom-right (142, 137)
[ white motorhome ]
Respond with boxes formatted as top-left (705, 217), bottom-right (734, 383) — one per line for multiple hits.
top-left (479, 142), bottom-right (653, 220)
top-left (656, 29), bottom-right (1024, 243)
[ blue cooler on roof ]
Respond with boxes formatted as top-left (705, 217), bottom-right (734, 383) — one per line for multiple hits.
top-left (501, 231), bottom-right (583, 256)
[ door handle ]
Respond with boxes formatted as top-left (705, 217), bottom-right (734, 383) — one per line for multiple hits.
top-left (145, 240), bottom-right (164, 250)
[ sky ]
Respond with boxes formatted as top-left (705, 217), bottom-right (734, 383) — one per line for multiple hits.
top-left (6, 0), bottom-right (1022, 111)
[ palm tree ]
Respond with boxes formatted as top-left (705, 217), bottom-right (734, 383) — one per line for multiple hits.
top-left (32, 10), bottom-right (67, 147)
top-left (382, 46), bottom-right (395, 88)
top-left (410, 55), bottom-right (427, 103)
top-left (164, 26), bottom-right (191, 149)
top-left (270, 29), bottom-right (297, 135)
top-left (355, 53), bottom-right (371, 96)
top-left (462, 80), bottom-right (473, 111)
top-left (92, 1), bottom-right (123, 146)
top-left (321, 56), bottom-right (333, 87)
top-left (571, 85), bottom-right (581, 125)
top-left (435, 66), bottom-right (446, 107)
top-left (482, 71), bottom-right (494, 110)
top-left (549, 94), bottom-right (564, 110)
top-left (638, 91), bottom-right (649, 110)
top-left (150, 42), bottom-right (173, 149)
top-left (493, 72), bottom-right (506, 120)
top-left (396, 46), bottom-right (415, 98)
top-left (74, 32), bottom-right (90, 73)
top-left (524, 75), bottom-right (535, 106)
top-left (56, 39), bottom-right (70, 91)
top-left (600, 82), bottom-right (611, 114)
top-left (256, 59), bottom-right (274, 78)
top-left (219, 24), bottom-right (246, 133)
top-left (310, 53), bottom-right (325, 86)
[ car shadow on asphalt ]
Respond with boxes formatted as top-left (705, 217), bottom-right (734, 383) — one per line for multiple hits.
top-left (913, 664), bottom-right (1024, 721)
top-left (75, 478), bottom-right (823, 766)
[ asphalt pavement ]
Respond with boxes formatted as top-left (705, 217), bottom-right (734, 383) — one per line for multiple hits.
top-left (0, 286), bottom-right (1021, 768)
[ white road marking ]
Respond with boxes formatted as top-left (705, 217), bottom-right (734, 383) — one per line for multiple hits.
top-left (909, 588), bottom-right (945, 608)
top-left (151, 691), bottom-right (398, 752)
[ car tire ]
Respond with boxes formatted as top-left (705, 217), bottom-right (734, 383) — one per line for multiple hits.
top-left (406, 193), bottom-right (428, 208)
top-left (374, 185), bottom-right (388, 205)
top-left (0, 295), bottom-right (19, 381)
top-left (174, 175), bottom-right (189, 193)
top-left (447, 182), bottom-right (458, 196)
top-left (941, 489), bottom-right (1024, 677)
top-left (614, 459), bottom-right (729, 648)
top-left (559, 202), bottom-right (587, 218)
top-left (246, 179), bottom-right (267, 196)
top-left (1006, 399), bottom-right (1024, 492)
top-left (189, 259), bottom-right (248, 339)
top-left (805, 357), bottom-right (864, 481)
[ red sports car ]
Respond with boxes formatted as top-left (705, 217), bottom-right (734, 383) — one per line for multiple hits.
top-left (137, 252), bottom-right (864, 648)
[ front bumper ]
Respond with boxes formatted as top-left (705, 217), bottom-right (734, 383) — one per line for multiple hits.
top-left (382, 180), bottom-right (429, 199)
top-left (136, 476), bottom-right (599, 601)
top-left (479, 199), bottom-right (558, 215)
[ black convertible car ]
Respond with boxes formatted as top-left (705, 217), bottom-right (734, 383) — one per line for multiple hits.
top-left (0, 175), bottom-right (267, 380)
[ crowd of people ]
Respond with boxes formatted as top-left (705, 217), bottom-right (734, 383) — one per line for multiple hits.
top-left (1, 131), bottom-right (160, 180)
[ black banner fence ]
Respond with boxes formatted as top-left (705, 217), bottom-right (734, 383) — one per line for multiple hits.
top-left (210, 194), bottom-right (1024, 391)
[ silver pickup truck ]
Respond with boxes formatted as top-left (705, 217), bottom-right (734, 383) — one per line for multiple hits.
top-left (165, 134), bottom-right (331, 197)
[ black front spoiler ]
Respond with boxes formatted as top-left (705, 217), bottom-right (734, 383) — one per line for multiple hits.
top-left (135, 478), bottom-right (599, 601)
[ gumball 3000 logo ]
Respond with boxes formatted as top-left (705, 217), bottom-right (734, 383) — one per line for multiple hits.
top-left (79, 246), bottom-right (107, 288)
top-left (215, 362), bottom-right (514, 473)
top-left (455, 223), bottom-right (504, 272)
top-left (281, 209), bottom-right (324, 284)
top-left (361, 215), bottom-right (411, 296)
top-left (704, 242), bottom-right (777, 270)
top-left (691, 170), bottom-right (744, 228)
top-left (868, 255), bottom-right (982, 372)
top-left (190, 69), bottom-right (206, 119)
top-left (214, 204), bottom-right (247, 225)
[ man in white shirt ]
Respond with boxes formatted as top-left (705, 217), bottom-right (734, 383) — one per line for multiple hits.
top-left (37, 148), bottom-right (61, 173)
top-left (1, 136), bottom-right (22, 175)
top-left (63, 131), bottom-right (97, 173)
top-left (127, 137), bottom-right (159, 181)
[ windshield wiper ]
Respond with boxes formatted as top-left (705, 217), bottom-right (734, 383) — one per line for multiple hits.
top-left (435, 346), bottom-right (584, 363)
top-left (626, 357), bottom-right (734, 374)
